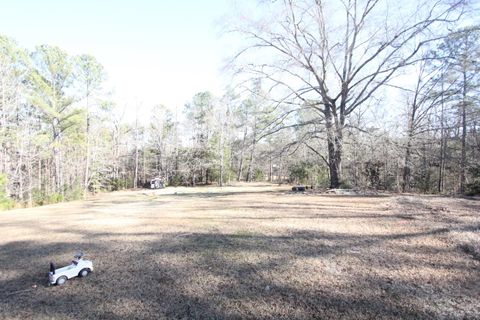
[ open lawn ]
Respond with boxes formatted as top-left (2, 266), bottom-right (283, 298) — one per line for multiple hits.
top-left (0, 184), bottom-right (479, 319)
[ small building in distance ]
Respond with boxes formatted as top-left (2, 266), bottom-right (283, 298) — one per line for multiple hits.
top-left (150, 177), bottom-right (164, 189)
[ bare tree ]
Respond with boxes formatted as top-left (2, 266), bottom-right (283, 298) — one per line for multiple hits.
top-left (133, 104), bottom-right (140, 188)
top-left (401, 60), bottom-right (448, 192)
top-left (436, 27), bottom-right (480, 193)
top-left (76, 54), bottom-right (105, 196)
top-left (230, 0), bottom-right (466, 187)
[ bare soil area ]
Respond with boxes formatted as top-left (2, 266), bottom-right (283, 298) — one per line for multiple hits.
top-left (0, 184), bottom-right (479, 319)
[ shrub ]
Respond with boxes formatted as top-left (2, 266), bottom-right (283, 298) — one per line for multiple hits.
top-left (289, 163), bottom-right (309, 184)
top-left (169, 174), bottom-right (184, 187)
top-left (47, 193), bottom-right (64, 204)
top-left (65, 187), bottom-right (84, 201)
top-left (339, 181), bottom-right (353, 189)
top-left (465, 181), bottom-right (480, 196)
top-left (466, 166), bottom-right (480, 196)
top-left (253, 168), bottom-right (265, 181)
top-left (364, 161), bottom-right (383, 189)
top-left (109, 178), bottom-right (127, 191)
top-left (0, 174), bottom-right (14, 210)
top-left (289, 161), bottom-right (328, 186)
top-left (32, 188), bottom-right (46, 206)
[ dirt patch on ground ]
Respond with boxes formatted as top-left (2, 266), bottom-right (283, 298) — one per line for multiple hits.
top-left (0, 184), bottom-right (479, 319)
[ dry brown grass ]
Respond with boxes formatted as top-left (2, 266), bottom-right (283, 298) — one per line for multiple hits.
top-left (0, 184), bottom-right (479, 319)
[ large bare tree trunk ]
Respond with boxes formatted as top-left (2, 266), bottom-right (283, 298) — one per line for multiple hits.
top-left (325, 107), bottom-right (342, 188)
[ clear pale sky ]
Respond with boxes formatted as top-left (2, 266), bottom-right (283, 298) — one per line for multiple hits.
top-left (0, 0), bottom-right (231, 113)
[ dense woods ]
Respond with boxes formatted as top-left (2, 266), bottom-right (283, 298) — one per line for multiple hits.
top-left (0, 0), bottom-right (479, 209)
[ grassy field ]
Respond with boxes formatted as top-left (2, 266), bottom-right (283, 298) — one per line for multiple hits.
top-left (0, 184), bottom-right (479, 319)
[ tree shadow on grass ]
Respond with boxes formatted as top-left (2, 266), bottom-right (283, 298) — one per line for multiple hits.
top-left (1, 225), bottom-right (479, 319)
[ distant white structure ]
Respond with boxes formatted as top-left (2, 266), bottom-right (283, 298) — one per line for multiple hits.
top-left (150, 177), bottom-right (164, 189)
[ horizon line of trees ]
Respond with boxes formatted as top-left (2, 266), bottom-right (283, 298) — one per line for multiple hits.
top-left (1, 1), bottom-right (480, 210)
top-left (227, 0), bottom-right (479, 194)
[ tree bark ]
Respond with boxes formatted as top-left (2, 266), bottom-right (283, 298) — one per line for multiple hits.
top-left (84, 93), bottom-right (90, 197)
top-left (246, 136), bottom-right (257, 182)
top-left (268, 155), bottom-right (273, 182)
top-left (402, 133), bottom-right (414, 193)
top-left (237, 126), bottom-right (248, 181)
top-left (134, 114), bottom-right (139, 189)
top-left (438, 88), bottom-right (446, 194)
top-left (325, 107), bottom-right (342, 188)
top-left (459, 72), bottom-right (467, 194)
top-left (53, 133), bottom-right (62, 193)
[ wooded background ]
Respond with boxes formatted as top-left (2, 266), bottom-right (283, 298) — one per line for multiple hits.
top-left (0, 0), bottom-right (479, 208)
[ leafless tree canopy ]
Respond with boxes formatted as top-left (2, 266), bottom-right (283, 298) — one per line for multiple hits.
top-left (0, 1), bottom-right (479, 209)
top-left (230, 0), bottom-right (467, 188)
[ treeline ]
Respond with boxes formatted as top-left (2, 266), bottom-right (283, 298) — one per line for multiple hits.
top-left (1, 3), bottom-right (480, 209)
top-left (0, 36), bottom-right (291, 208)
top-left (0, 37), bottom-right (107, 207)
top-left (228, 0), bottom-right (479, 195)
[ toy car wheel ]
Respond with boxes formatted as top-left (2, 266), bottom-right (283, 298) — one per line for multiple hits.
top-left (56, 276), bottom-right (67, 285)
top-left (79, 268), bottom-right (90, 277)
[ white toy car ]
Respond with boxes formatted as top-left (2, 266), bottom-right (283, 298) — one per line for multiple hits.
top-left (48, 252), bottom-right (93, 285)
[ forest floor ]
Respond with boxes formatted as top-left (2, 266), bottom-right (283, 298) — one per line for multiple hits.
top-left (0, 183), bottom-right (479, 319)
